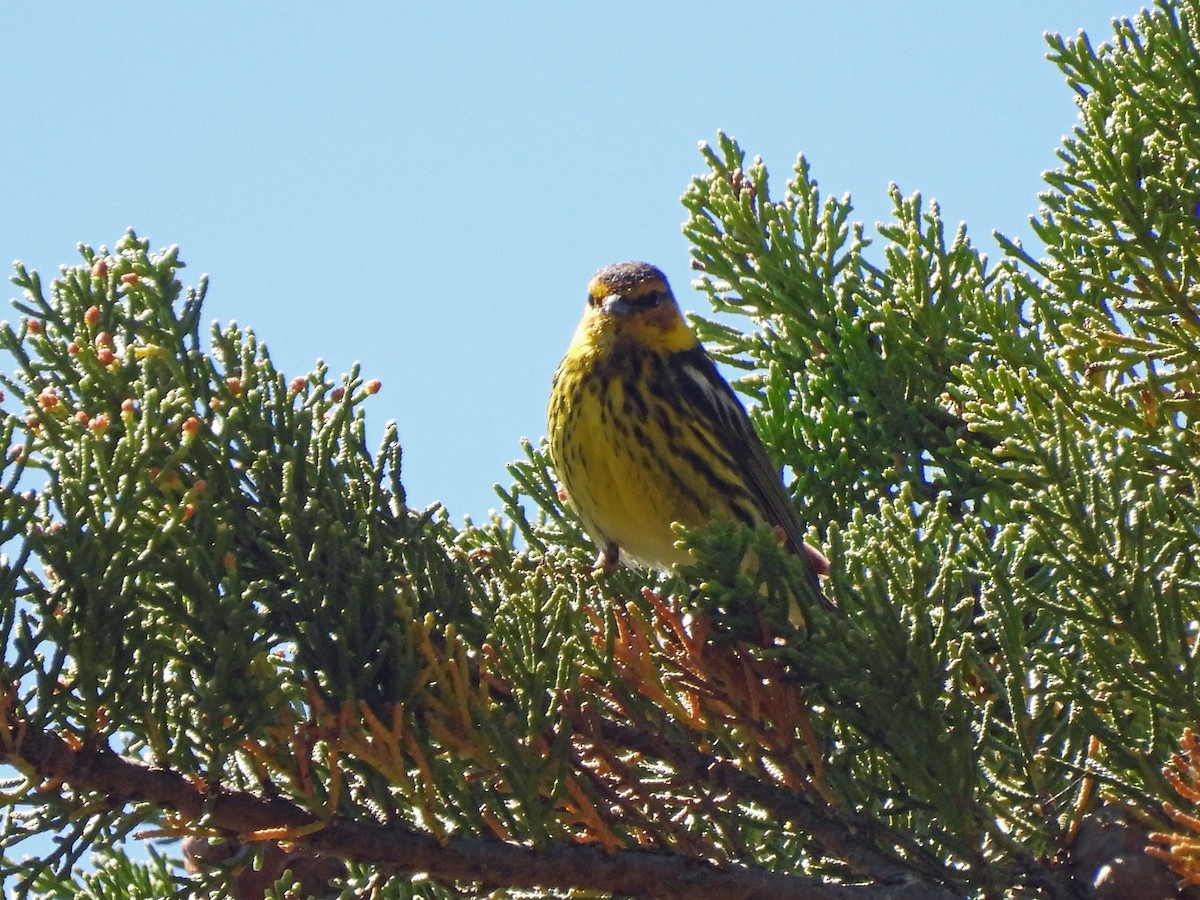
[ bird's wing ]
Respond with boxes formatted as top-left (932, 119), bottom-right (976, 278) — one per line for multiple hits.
top-left (672, 347), bottom-right (827, 584)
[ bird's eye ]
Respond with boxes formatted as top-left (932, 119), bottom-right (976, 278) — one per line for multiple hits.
top-left (641, 290), bottom-right (663, 309)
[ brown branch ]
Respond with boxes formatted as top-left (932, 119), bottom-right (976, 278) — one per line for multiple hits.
top-left (587, 715), bottom-right (958, 890)
top-left (4, 719), bottom-right (958, 900)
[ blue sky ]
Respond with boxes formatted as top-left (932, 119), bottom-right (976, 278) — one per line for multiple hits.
top-left (2, 5), bottom-right (1134, 527)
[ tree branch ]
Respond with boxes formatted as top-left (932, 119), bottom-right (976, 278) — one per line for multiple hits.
top-left (4, 719), bottom-right (958, 900)
top-left (587, 715), bottom-right (958, 889)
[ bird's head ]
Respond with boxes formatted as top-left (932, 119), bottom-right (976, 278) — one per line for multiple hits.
top-left (579, 262), bottom-right (698, 353)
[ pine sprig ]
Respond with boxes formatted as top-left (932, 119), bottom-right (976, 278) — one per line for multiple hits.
top-left (685, 139), bottom-right (1004, 536)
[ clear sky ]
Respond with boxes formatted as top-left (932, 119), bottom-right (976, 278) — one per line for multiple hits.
top-left (2, 5), bottom-right (1136, 529)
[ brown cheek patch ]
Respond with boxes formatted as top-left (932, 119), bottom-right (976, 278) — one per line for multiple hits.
top-left (645, 303), bottom-right (683, 331)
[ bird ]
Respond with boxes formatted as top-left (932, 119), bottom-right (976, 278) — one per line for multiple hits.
top-left (547, 260), bottom-right (829, 604)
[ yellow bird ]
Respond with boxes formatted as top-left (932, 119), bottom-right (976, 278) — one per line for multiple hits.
top-left (547, 261), bottom-right (829, 596)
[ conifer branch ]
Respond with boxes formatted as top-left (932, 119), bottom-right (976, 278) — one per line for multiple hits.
top-left (586, 715), bottom-right (955, 889)
top-left (2, 714), bottom-right (957, 899)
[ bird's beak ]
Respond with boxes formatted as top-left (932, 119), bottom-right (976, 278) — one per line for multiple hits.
top-left (600, 295), bottom-right (636, 316)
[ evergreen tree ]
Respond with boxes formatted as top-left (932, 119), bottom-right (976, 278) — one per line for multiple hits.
top-left (3, 3), bottom-right (1200, 897)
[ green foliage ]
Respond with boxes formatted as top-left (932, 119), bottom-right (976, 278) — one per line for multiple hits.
top-left (0, 234), bottom-right (596, 896)
top-left (677, 0), bottom-right (1200, 891)
top-left (2, 2), bottom-right (1200, 897)
top-left (27, 846), bottom-right (180, 899)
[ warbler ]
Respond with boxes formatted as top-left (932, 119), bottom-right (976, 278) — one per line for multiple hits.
top-left (547, 261), bottom-right (829, 598)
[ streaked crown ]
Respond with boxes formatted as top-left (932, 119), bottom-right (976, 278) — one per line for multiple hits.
top-left (587, 262), bottom-right (672, 309)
